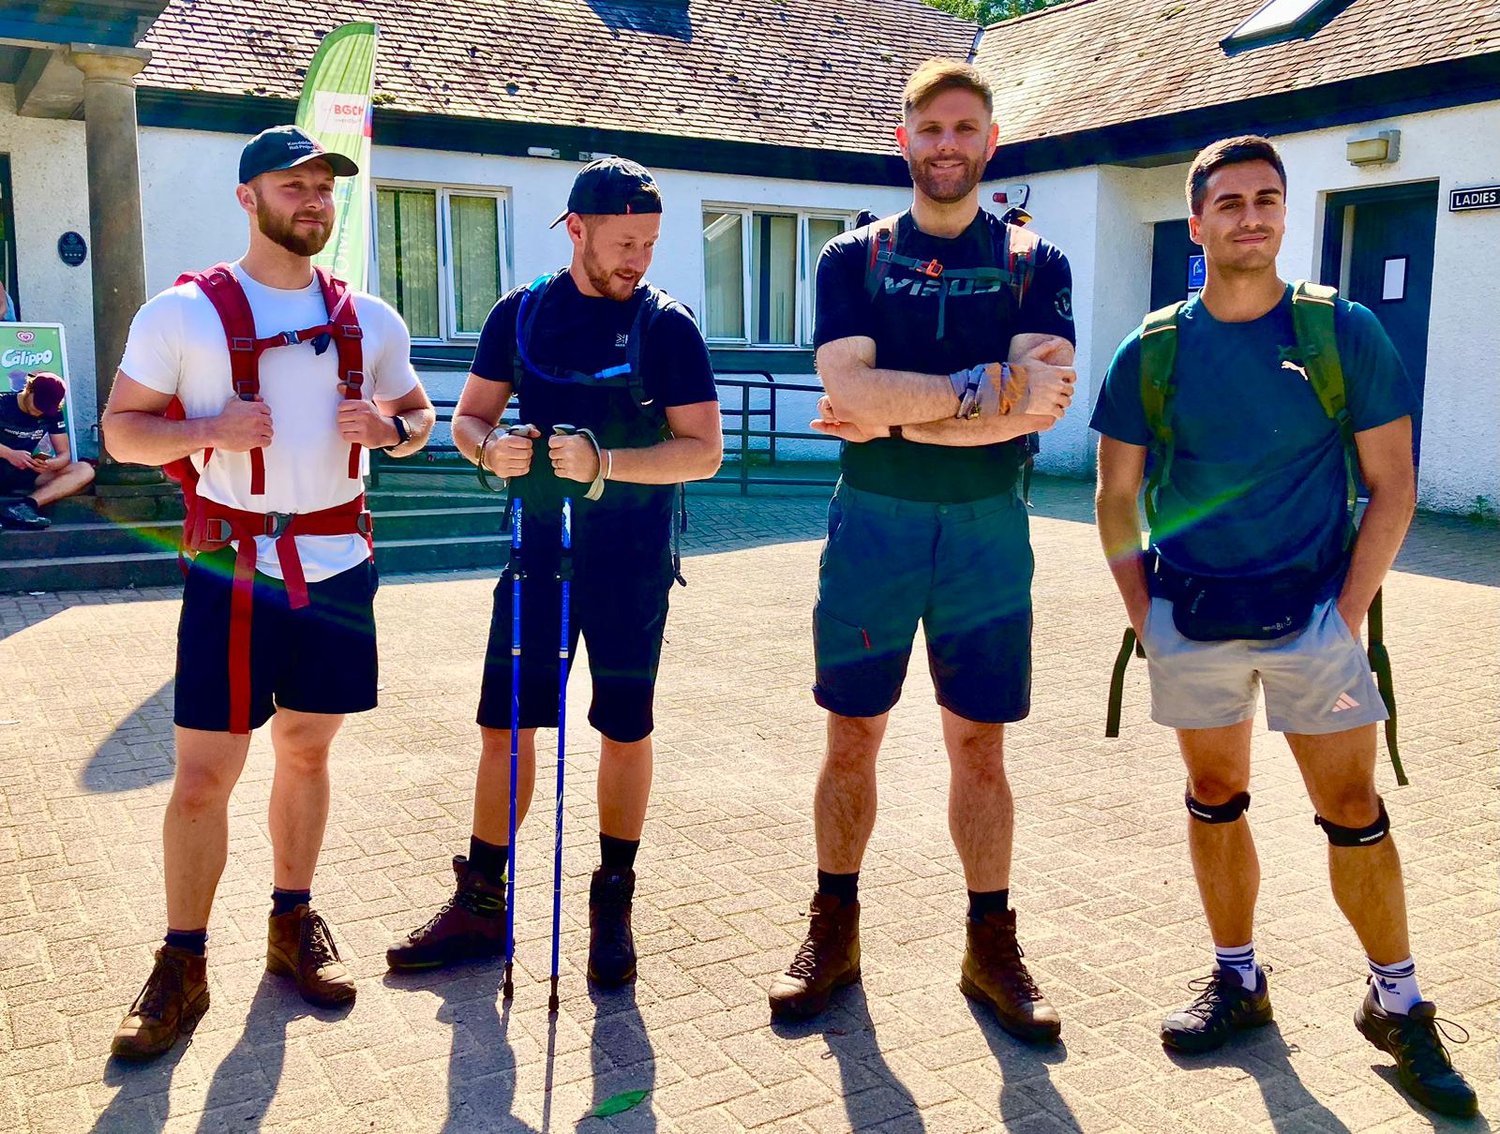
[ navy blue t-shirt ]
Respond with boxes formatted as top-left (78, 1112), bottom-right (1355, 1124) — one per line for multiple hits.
top-left (1090, 287), bottom-right (1416, 580)
top-left (0, 391), bottom-right (65, 454)
top-left (814, 209), bottom-right (1075, 503)
top-left (471, 271), bottom-right (717, 522)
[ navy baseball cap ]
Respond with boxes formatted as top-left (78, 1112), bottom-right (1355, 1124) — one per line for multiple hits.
top-left (549, 157), bottom-right (662, 228)
top-left (239, 125), bottom-right (359, 184)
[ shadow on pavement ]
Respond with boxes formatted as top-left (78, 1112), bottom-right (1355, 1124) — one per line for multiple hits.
top-left (1165, 1022), bottom-right (1351, 1132)
top-left (771, 982), bottom-right (924, 1132)
top-left (93, 1028), bottom-right (195, 1134)
top-left (1364, 1062), bottom-right (1492, 1132)
top-left (1394, 512), bottom-right (1500, 587)
top-left (580, 982), bottom-right (657, 1131)
top-left (79, 680), bottom-right (176, 793)
top-left (962, 997), bottom-right (1076, 1130)
top-left (383, 962), bottom-right (537, 1133)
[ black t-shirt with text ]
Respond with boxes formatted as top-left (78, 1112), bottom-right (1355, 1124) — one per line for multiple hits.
top-left (813, 210), bottom-right (1075, 503)
top-left (471, 272), bottom-right (717, 525)
top-left (0, 392), bottom-right (64, 455)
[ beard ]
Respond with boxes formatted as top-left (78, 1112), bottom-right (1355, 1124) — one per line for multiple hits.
top-left (908, 152), bottom-right (987, 204)
top-left (581, 244), bottom-right (641, 302)
top-left (255, 196), bottom-right (332, 257)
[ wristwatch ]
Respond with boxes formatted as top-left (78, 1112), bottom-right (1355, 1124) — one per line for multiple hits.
top-left (382, 414), bottom-right (410, 451)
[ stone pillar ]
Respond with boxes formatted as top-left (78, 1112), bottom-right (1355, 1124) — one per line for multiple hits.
top-left (71, 44), bottom-right (157, 484)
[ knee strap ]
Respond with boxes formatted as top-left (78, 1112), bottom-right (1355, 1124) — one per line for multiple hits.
top-left (1185, 790), bottom-right (1250, 824)
top-left (1315, 798), bottom-right (1390, 847)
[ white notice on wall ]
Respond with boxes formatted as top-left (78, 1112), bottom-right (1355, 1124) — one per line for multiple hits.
top-left (1382, 257), bottom-right (1407, 302)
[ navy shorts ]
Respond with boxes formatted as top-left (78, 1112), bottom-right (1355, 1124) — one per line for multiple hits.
top-left (175, 548), bottom-right (379, 732)
top-left (478, 511), bottom-right (673, 744)
top-left (812, 481), bottom-right (1033, 723)
top-left (0, 464), bottom-right (39, 493)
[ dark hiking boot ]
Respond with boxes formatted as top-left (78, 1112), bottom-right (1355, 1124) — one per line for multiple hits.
top-left (1355, 985), bottom-right (1477, 1117)
top-left (266, 905), bottom-right (356, 1007)
top-left (0, 500), bottom-right (48, 530)
top-left (768, 893), bottom-right (861, 1021)
top-left (1160, 966), bottom-right (1273, 1053)
top-left (960, 910), bottom-right (1061, 1044)
top-left (387, 855), bottom-right (506, 972)
top-left (588, 869), bottom-right (637, 988)
top-left (111, 945), bottom-right (210, 1061)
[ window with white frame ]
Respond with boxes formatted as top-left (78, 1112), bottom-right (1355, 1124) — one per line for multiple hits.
top-left (374, 184), bottom-right (508, 342)
top-left (702, 207), bottom-right (851, 347)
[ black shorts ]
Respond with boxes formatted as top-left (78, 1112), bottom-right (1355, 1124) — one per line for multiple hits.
top-left (812, 481), bottom-right (1033, 723)
top-left (0, 464), bottom-right (39, 493)
top-left (478, 511), bottom-right (673, 744)
top-left (175, 548), bottom-right (379, 732)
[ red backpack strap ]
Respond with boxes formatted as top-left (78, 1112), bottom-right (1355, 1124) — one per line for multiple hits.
top-left (863, 214), bottom-right (904, 301)
top-left (184, 264), bottom-right (267, 495)
top-left (315, 268), bottom-right (366, 481)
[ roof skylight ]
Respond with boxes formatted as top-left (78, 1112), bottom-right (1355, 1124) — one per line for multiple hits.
top-left (1221, 0), bottom-right (1356, 56)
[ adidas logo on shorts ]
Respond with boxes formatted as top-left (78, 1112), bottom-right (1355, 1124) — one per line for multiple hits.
top-left (1331, 692), bottom-right (1361, 713)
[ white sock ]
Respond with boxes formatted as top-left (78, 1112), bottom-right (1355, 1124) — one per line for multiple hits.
top-left (1369, 956), bottom-right (1422, 1015)
top-left (1215, 942), bottom-right (1261, 990)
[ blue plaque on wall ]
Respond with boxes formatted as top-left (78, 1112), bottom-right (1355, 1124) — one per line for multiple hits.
top-left (57, 232), bottom-right (87, 267)
top-left (1187, 254), bottom-right (1206, 291)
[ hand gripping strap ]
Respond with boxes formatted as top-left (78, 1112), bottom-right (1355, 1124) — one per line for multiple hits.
top-left (183, 264), bottom-right (267, 495)
top-left (1315, 797), bottom-right (1390, 847)
top-left (1185, 789), bottom-right (1250, 824)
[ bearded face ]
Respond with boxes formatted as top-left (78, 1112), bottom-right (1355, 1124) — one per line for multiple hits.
top-left (246, 161), bottom-right (337, 258)
top-left (571, 214), bottom-right (660, 301)
top-left (899, 87), bottom-right (997, 208)
top-left (254, 190), bottom-right (333, 257)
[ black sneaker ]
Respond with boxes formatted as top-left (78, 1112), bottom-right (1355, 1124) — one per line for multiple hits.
top-left (1160, 966), bottom-right (1273, 1053)
top-left (587, 868), bottom-right (637, 988)
top-left (0, 500), bottom-right (48, 530)
top-left (1354, 985), bottom-right (1477, 1118)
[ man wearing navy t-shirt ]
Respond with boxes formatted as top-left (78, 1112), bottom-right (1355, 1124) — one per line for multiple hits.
top-left (387, 158), bottom-right (722, 989)
top-left (0, 372), bottom-right (94, 529)
top-left (1093, 136), bottom-right (1474, 1117)
top-left (767, 59), bottom-right (1077, 1041)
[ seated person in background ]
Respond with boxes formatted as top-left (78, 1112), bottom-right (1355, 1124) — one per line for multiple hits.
top-left (0, 372), bottom-right (95, 529)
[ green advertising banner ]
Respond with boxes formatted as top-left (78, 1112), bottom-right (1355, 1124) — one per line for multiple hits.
top-left (295, 22), bottom-right (378, 291)
top-left (1, 322), bottom-right (77, 458)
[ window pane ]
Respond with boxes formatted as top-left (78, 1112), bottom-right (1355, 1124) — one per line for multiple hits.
top-left (752, 213), bottom-right (797, 345)
top-left (806, 218), bottom-right (844, 332)
top-left (376, 187), bottom-right (439, 339)
top-left (450, 195), bottom-right (501, 335)
top-left (703, 211), bottom-right (745, 340)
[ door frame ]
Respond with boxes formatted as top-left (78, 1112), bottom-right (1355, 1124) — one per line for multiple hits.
top-left (1318, 180), bottom-right (1440, 287)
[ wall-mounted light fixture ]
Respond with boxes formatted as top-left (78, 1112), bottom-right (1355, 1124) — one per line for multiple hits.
top-left (1346, 128), bottom-right (1400, 167)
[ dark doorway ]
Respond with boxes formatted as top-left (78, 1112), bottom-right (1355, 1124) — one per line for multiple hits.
top-left (1320, 182), bottom-right (1438, 465)
top-left (0, 155), bottom-right (15, 318)
top-left (1149, 218), bottom-right (1197, 309)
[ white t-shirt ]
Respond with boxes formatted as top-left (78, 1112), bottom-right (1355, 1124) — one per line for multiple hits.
top-left (121, 263), bottom-right (419, 581)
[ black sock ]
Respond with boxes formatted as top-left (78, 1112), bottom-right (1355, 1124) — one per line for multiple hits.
top-left (270, 888), bottom-right (311, 917)
top-left (468, 836), bottom-right (508, 884)
top-left (164, 928), bottom-right (207, 956)
top-left (967, 888), bottom-right (1009, 921)
top-left (816, 870), bottom-right (859, 905)
top-left (600, 833), bottom-right (640, 874)
top-left (21, 495), bottom-right (39, 510)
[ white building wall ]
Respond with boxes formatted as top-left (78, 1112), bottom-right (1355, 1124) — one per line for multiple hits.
top-left (3, 94), bottom-right (1494, 510)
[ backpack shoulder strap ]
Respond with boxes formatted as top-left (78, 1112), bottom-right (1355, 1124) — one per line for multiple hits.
top-left (513, 271), bottom-right (566, 390)
top-left (1000, 220), bottom-right (1040, 306)
top-left (178, 263), bottom-right (266, 495)
top-left (863, 213), bottom-right (905, 300)
top-left (315, 268), bottom-right (366, 481)
top-left (1138, 301), bottom-right (1186, 530)
top-left (1290, 280), bottom-right (1346, 423)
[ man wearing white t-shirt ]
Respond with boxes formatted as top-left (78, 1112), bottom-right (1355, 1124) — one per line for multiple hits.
top-left (101, 126), bottom-right (435, 1061)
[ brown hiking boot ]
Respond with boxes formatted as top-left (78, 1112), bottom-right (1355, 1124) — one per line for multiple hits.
top-left (768, 893), bottom-right (860, 1021)
top-left (111, 945), bottom-right (210, 1061)
top-left (587, 869), bottom-right (638, 988)
top-left (267, 905), bottom-right (356, 1007)
top-left (387, 855), bottom-right (506, 972)
top-left (960, 910), bottom-right (1061, 1043)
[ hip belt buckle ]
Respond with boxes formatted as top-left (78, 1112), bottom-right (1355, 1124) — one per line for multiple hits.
top-left (264, 511), bottom-right (294, 538)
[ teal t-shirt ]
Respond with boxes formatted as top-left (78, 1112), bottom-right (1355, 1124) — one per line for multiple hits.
top-left (1090, 286), bottom-right (1416, 581)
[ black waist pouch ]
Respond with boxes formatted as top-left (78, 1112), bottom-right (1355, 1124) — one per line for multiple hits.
top-left (1151, 557), bottom-right (1334, 643)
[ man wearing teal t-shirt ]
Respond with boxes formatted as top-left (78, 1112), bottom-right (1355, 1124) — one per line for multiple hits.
top-left (1093, 136), bottom-right (1474, 1118)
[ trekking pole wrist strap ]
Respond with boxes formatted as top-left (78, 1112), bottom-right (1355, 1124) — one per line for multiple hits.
top-left (553, 424), bottom-right (606, 501)
top-left (952, 364), bottom-right (987, 419)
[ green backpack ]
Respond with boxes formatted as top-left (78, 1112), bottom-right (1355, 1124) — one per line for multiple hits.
top-left (1105, 281), bottom-right (1404, 782)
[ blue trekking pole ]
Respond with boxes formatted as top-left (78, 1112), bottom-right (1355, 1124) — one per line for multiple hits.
top-left (549, 497), bottom-right (574, 1013)
top-left (503, 495), bottom-right (523, 1001)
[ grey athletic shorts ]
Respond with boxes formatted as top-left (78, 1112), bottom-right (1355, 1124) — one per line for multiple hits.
top-left (1141, 595), bottom-right (1387, 734)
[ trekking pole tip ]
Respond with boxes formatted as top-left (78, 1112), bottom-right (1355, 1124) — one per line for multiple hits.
top-left (548, 980), bottom-right (560, 1014)
top-left (503, 964), bottom-right (514, 1000)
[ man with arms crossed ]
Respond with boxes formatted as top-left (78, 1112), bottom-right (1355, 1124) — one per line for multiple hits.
top-left (1092, 136), bottom-right (1474, 1116)
top-left (768, 59), bottom-right (1076, 1042)
top-left (102, 126), bottom-right (434, 1059)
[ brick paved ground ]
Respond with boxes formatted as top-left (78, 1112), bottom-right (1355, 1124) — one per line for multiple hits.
top-left (1, 478), bottom-right (1495, 1133)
